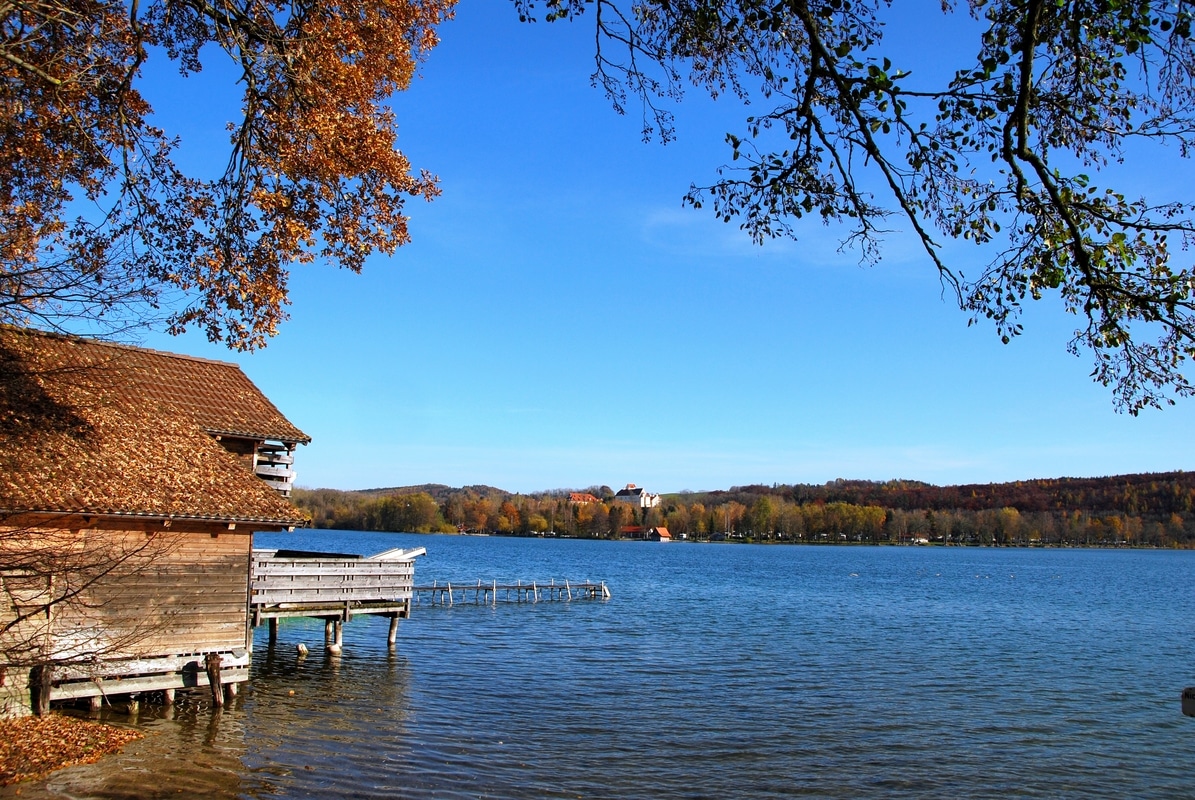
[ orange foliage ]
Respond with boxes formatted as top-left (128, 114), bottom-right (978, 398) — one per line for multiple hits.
top-left (0, 0), bottom-right (454, 347)
top-left (0, 714), bottom-right (142, 785)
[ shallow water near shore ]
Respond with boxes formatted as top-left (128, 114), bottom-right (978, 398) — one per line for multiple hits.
top-left (6, 532), bottom-right (1195, 799)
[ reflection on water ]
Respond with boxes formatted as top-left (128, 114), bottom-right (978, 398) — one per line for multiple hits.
top-left (242, 636), bottom-right (416, 799)
top-left (5, 535), bottom-right (1195, 799)
top-left (2, 636), bottom-right (416, 800)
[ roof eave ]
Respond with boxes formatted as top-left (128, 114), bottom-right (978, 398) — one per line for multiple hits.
top-left (202, 427), bottom-right (312, 445)
top-left (0, 508), bottom-right (308, 528)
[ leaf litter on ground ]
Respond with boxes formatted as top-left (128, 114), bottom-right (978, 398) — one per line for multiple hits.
top-left (0, 714), bottom-right (142, 785)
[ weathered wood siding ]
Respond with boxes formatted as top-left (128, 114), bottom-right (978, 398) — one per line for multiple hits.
top-left (55, 527), bottom-right (253, 659)
top-left (0, 566), bottom-right (44, 716)
top-left (1, 521), bottom-right (255, 714)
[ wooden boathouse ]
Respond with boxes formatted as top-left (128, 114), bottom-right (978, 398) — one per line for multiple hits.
top-left (0, 326), bottom-right (311, 716)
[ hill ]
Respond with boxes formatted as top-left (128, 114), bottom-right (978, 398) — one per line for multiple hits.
top-left (291, 470), bottom-right (1195, 546)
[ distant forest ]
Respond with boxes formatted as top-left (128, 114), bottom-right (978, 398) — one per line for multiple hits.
top-left (291, 471), bottom-right (1195, 547)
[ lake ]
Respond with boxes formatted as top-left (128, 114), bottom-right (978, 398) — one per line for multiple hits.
top-left (8, 532), bottom-right (1195, 799)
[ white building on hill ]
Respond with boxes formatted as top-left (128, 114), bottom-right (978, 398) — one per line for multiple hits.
top-left (613, 483), bottom-right (661, 509)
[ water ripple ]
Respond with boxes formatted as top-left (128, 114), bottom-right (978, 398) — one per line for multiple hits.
top-left (8, 538), bottom-right (1194, 799)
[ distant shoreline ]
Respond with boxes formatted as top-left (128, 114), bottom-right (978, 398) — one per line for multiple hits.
top-left (302, 528), bottom-right (1195, 550)
top-left (294, 471), bottom-right (1195, 549)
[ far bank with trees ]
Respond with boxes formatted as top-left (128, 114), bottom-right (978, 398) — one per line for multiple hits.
top-left (292, 472), bottom-right (1195, 548)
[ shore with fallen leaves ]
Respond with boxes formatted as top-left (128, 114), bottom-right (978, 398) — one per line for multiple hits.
top-left (0, 715), bottom-right (142, 786)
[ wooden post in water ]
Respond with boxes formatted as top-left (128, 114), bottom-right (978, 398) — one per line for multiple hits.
top-left (204, 652), bottom-right (223, 707)
top-left (324, 620), bottom-right (335, 642)
top-left (388, 615), bottom-right (400, 645)
top-left (269, 618), bottom-right (278, 642)
top-left (163, 688), bottom-right (175, 706)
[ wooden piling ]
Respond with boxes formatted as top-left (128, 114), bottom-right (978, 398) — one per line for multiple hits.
top-left (204, 652), bottom-right (223, 707)
top-left (388, 615), bottom-right (399, 645)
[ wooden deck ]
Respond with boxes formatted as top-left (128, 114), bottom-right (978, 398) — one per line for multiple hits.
top-left (250, 546), bottom-right (425, 649)
top-left (250, 546), bottom-right (423, 622)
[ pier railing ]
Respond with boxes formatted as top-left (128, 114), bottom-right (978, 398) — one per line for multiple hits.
top-left (250, 547), bottom-right (426, 648)
top-left (250, 546), bottom-right (425, 622)
top-left (413, 578), bottom-right (610, 606)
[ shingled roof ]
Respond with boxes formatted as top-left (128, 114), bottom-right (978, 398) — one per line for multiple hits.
top-left (0, 327), bottom-right (308, 524)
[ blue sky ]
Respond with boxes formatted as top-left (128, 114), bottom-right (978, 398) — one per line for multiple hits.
top-left (141, 0), bottom-right (1195, 494)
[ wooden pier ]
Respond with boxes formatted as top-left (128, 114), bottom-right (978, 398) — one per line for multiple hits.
top-left (250, 547), bottom-right (610, 651)
top-left (250, 546), bottom-right (424, 649)
top-left (413, 578), bottom-right (610, 606)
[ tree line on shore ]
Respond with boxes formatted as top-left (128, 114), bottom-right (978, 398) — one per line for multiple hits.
top-left (291, 472), bottom-right (1195, 547)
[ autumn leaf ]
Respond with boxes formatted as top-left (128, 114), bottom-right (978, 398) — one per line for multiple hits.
top-left (0, 714), bottom-right (142, 785)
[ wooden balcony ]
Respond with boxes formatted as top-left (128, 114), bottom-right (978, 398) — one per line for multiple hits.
top-left (254, 443), bottom-right (297, 496)
top-left (250, 547), bottom-right (425, 624)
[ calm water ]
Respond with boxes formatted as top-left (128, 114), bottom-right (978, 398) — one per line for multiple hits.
top-left (8, 533), bottom-right (1195, 799)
